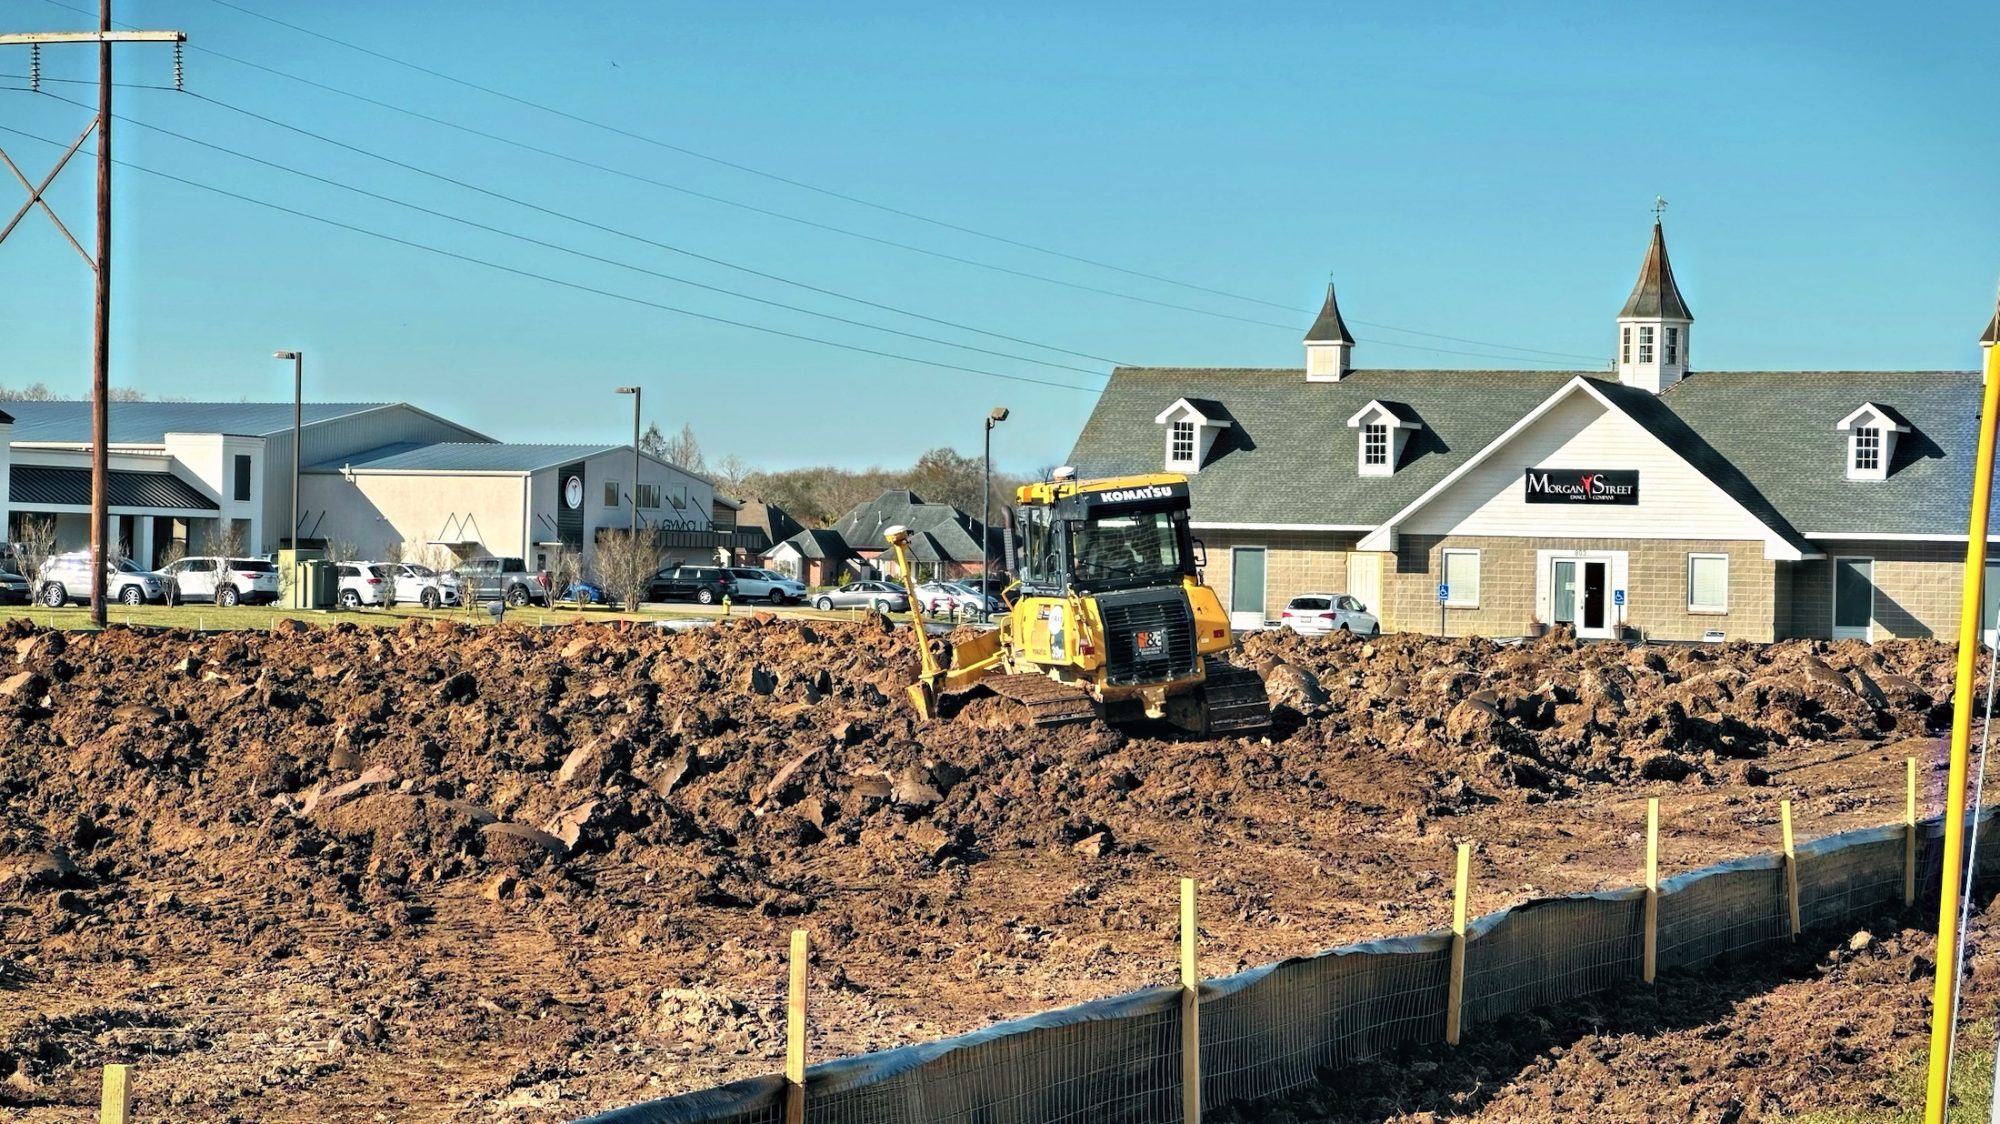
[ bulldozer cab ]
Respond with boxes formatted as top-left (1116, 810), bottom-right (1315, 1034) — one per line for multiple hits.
top-left (1011, 474), bottom-right (1198, 599)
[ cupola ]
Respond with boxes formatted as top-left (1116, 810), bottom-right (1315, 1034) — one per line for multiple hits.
top-left (1304, 281), bottom-right (1354, 382)
top-left (1615, 216), bottom-right (1693, 394)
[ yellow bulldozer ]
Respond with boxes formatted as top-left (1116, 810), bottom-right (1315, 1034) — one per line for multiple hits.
top-left (885, 469), bottom-right (1270, 734)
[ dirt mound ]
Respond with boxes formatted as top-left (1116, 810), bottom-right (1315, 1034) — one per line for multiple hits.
top-left (1239, 628), bottom-right (1956, 810)
top-left (0, 617), bottom-right (1967, 1119)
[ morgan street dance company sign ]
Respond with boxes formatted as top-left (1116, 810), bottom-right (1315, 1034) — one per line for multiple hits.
top-left (1523, 469), bottom-right (1639, 505)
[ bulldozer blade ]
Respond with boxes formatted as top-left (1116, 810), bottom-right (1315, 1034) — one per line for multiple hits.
top-left (940, 628), bottom-right (1006, 692)
top-left (1198, 660), bottom-right (1273, 734)
top-left (906, 681), bottom-right (935, 722)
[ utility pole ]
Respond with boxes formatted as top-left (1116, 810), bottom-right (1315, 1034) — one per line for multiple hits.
top-left (0, 6), bottom-right (184, 626)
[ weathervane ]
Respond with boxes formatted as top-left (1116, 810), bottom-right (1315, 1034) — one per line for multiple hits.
top-left (1653, 196), bottom-right (1669, 223)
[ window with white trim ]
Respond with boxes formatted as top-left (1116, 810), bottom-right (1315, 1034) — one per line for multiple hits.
top-left (1362, 423), bottom-right (1389, 468)
top-left (1621, 327), bottom-right (1631, 364)
top-left (1687, 553), bottom-right (1728, 613)
top-left (1851, 427), bottom-right (1881, 474)
top-left (1442, 548), bottom-right (1481, 608)
top-left (1665, 326), bottom-right (1680, 365)
top-left (1638, 326), bottom-right (1654, 364)
top-left (1169, 419), bottom-right (1196, 466)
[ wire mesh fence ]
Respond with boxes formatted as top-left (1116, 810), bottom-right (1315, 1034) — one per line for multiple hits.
top-left (581, 810), bottom-right (2000, 1124)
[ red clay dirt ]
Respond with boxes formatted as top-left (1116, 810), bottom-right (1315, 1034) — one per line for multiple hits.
top-left (0, 617), bottom-right (1972, 1121)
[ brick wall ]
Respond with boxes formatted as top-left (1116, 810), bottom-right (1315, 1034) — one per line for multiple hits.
top-left (1783, 542), bottom-right (1970, 640)
top-left (1384, 535), bottom-right (1776, 641)
top-left (1193, 530), bottom-right (1361, 620)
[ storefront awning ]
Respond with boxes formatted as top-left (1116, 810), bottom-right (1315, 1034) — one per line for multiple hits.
top-left (10, 465), bottom-right (218, 512)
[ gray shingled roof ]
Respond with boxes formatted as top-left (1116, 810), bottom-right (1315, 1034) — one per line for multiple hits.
top-left (308, 443), bottom-right (617, 473)
top-left (1618, 223), bottom-right (1693, 321)
top-left (1303, 283), bottom-right (1354, 344)
top-left (831, 490), bottom-right (987, 561)
top-left (1659, 371), bottom-right (1991, 536)
top-left (4, 401), bottom-right (390, 444)
top-left (1069, 365), bottom-right (1991, 540)
top-left (11, 465), bottom-right (217, 511)
top-left (1069, 368), bottom-right (1590, 525)
top-left (771, 528), bottom-right (854, 562)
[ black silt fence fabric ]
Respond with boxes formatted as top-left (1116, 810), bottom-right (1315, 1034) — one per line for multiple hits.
top-left (579, 812), bottom-right (1992, 1124)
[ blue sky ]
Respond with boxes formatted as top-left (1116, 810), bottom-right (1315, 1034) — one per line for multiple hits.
top-left (0, 0), bottom-right (1995, 474)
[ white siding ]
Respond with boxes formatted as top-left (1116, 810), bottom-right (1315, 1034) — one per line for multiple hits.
top-left (1400, 392), bottom-right (1773, 542)
top-left (300, 472), bottom-right (529, 562)
top-left (262, 406), bottom-right (490, 552)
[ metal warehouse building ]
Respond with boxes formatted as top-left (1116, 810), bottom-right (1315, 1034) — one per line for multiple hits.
top-left (1068, 221), bottom-right (2000, 644)
top-left (0, 400), bottom-right (741, 571)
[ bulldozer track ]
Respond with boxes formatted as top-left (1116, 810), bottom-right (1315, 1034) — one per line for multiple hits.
top-left (981, 673), bottom-right (1099, 727)
top-left (1200, 659), bottom-right (1272, 734)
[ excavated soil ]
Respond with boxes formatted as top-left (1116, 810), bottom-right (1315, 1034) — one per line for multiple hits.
top-left (0, 617), bottom-right (1974, 1121)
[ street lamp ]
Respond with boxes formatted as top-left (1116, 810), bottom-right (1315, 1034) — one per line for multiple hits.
top-left (615, 387), bottom-right (640, 536)
top-left (983, 406), bottom-right (1009, 617)
top-left (274, 351), bottom-right (302, 607)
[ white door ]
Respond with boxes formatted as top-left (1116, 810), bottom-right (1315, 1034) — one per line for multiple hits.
top-left (1347, 552), bottom-right (1384, 621)
top-left (1832, 557), bottom-right (1875, 641)
top-left (1229, 547), bottom-right (1267, 631)
top-left (1985, 560), bottom-right (2000, 648)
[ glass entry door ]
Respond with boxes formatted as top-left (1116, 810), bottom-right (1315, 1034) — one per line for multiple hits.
top-left (1832, 557), bottom-right (1874, 641)
top-left (1552, 559), bottom-right (1611, 637)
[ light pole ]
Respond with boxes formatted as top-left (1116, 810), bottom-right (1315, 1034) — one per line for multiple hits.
top-left (615, 387), bottom-right (640, 536)
top-left (273, 351), bottom-right (303, 605)
top-left (983, 406), bottom-right (1009, 618)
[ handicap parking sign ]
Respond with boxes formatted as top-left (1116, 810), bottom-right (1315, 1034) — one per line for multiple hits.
top-left (1437, 583), bottom-right (1449, 602)
top-left (1613, 589), bottom-right (1626, 607)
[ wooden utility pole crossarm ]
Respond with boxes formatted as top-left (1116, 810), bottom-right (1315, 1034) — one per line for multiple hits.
top-left (0, 30), bottom-right (183, 44)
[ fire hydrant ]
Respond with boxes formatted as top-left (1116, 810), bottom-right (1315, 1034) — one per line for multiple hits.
top-left (720, 594), bottom-right (731, 618)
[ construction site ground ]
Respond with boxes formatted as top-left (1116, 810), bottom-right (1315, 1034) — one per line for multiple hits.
top-left (0, 616), bottom-right (1976, 1122)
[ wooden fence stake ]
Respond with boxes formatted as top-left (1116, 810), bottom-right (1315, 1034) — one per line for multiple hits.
top-left (1905, 757), bottom-right (1918, 908)
top-left (1781, 800), bottom-right (1801, 939)
top-left (786, 929), bottom-right (807, 1124)
top-left (100, 1064), bottom-right (132, 1124)
top-left (1180, 877), bottom-right (1201, 1124)
top-left (1643, 797), bottom-right (1659, 984)
top-left (1446, 842), bottom-right (1470, 1045)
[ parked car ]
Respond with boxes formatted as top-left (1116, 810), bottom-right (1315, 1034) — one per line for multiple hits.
top-left (812, 580), bottom-right (909, 614)
top-left (160, 556), bottom-right (281, 606)
top-left (335, 562), bottom-right (393, 608)
top-left (727, 567), bottom-right (808, 605)
top-left (557, 580), bottom-right (616, 608)
top-left (913, 580), bottom-right (989, 615)
top-left (387, 562), bottom-right (461, 608)
top-left (37, 552), bottom-right (168, 607)
top-left (947, 581), bottom-right (1006, 615)
top-left (0, 568), bottom-right (30, 605)
top-left (452, 556), bottom-right (550, 606)
top-left (1279, 592), bottom-right (1381, 637)
top-left (645, 564), bottom-right (736, 605)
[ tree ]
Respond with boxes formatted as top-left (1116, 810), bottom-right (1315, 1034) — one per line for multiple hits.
top-left (711, 453), bottom-right (752, 495)
top-left (595, 530), bottom-right (660, 616)
top-left (547, 547), bottom-right (585, 610)
top-left (15, 516), bottom-right (56, 588)
top-left (642, 421), bottom-right (707, 474)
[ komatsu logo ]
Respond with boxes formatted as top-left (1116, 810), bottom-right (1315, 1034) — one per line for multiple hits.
top-left (1095, 484), bottom-right (1175, 504)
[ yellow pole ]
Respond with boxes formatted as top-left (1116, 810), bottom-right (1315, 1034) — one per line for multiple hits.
top-left (1906, 757), bottom-right (1919, 908)
top-left (1180, 877), bottom-right (1200, 1124)
top-left (100, 1064), bottom-right (132, 1124)
top-left (1925, 333), bottom-right (2000, 1123)
top-left (1446, 841), bottom-right (1470, 1045)
top-left (1644, 797), bottom-right (1659, 984)
top-left (786, 929), bottom-right (806, 1124)
top-left (1782, 799), bottom-right (1801, 939)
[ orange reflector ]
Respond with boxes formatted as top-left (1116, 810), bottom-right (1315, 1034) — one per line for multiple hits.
top-left (1211, 629), bottom-right (1226, 638)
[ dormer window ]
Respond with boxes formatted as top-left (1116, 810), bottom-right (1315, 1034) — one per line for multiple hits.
top-left (1836, 403), bottom-right (1911, 482)
top-left (1664, 327), bottom-right (1679, 365)
top-left (1362, 423), bottom-right (1389, 468)
top-left (1347, 400), bottom-right (1423, 478)
top-left (1153, 398), bottom-right (1232, 475)
top-left (1169, 420), bottom-right (1196, 467)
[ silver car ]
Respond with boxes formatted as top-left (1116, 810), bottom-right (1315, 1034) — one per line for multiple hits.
top-left (38, 552), bottom-right (167, 606)
top-left (812, 580), bottom-right (909, 613)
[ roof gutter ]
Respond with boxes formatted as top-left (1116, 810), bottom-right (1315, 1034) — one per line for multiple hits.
top-left (1189, 522), bottom-right (1372, 532)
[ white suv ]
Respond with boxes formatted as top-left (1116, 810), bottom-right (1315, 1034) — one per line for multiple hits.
top-left (386, 562), bottom-right (461, 608)
top-left (335, 562), bottom-right (393, 608)
top-left (37, 552), bottom-right (167, 606)
top-left (727, 567), bottom-right (807, 605)
top-left (162, 556), bottom-right (281, 606)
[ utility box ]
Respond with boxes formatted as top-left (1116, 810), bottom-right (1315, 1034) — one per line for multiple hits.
top-left (280, 547), bottom-right (331, 610)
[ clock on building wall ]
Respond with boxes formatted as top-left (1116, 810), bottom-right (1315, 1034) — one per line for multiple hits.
top-left (564, 475), bottom-right (583, 510)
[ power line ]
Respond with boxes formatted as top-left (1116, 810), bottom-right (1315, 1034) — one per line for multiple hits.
top-left (34, 0), bottom-right (1608, 367)
top-left (0, 120), bottom-right (1106, 394)
top-left (43, 90), bottom-right (1113, 379)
